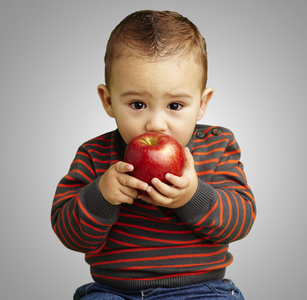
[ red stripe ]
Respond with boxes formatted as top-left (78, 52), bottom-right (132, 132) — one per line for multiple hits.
top-left (86, 243), bottom-right (221, 259)
top-left (69, 169), bottom-right (93, 183)
top-left (196, 170), bottom-right (214, 176)
top-left (195, 198), bottom-right (218, 227)
top-left (213, 171), bottom-right (241, 178)
top-left (215, 190), bottom-right (232, 239)
top-left (194, 158), bottom-right (219, 165)
top-left (89, 136), bottom-right (114, 142)
top-left (120, 207), bottom-right (174, 222)
top-left (133, 201), bottom-right (160, 211)
top-left (88, 150), bottom-right (116, 156)
top-left (115, 222), bottom-right (194, 235)
top-left (80, 219), bottom-right (110, 234)
top-left (192, 139), bottom-right (229, 150)
top-left (72, 159), bottom-right (96, 176)
top-left (231, 194), bottom-right (246, 241)
top-left (209, 180), bottom-right (238, 185)
top-left (63, 205), bottom-right (96, 250)
top-left (92, 247), bottom-right (228, 266)
top-left (52, 193), bottom-right (77, 207)
top-left (218, 193), bottom-right (239, 243)
top-left (54, 190), bottom-right (75, 198)
top-left (118, 256), bottom-right (227, 271)
top-left (68, 209), bottom-right (101, 245)
top-left (106, 237), bottom-right (140, 248)
top-left (234, 165), bottom-right (247, 181)
top-left (119, 212), bottom-right (175, 224)
top-left (217, 160), bottom-right (238, 166)
top-left (84, 143), bottom-right (115, 150)
top-left (111, 228), bottom-right (204, 245)
top-left (77, 195), bottom-right (109, 226)
top-left (72, 200), bottom-right (80, 227)
top-left (222, 148), bottom-right (241, 156)
top-left (229, 138), bottom-right (236, 147)
top-left (57, 183), bottom-right (84, 188)
top-left (93, 158), bottom-right (111, 164)
top-left (193, 148), bottom-right (225, 156)
top-left (77, 151), bottom-right (91, 159)
top-left (57, 208), bottom-right (79, 251)
top-left (206, 193), bottom-right (223, 235)
top-left (92, 259), bottom-right (233, 281)
top-left (96, 169), bottom-right (108, 173)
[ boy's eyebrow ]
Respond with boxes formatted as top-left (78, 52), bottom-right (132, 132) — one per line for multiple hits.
top-left (120, 91), bottom-right (150, 97)
top-left (166, 92), bottom-right (193, 99)
top-left (120, 90), bottom-right (193, 99)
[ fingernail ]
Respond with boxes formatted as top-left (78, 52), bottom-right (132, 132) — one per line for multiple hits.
top-left (127, 165), bottom-right (133, 172)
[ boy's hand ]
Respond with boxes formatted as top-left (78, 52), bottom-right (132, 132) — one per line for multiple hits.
top-left (138, 147), bottom-right (198, 209)
top-left (98, 162), bottom-right (149, 205)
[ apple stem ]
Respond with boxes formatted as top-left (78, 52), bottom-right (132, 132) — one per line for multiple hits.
top-left (141, 137), bottom-right (151, 145)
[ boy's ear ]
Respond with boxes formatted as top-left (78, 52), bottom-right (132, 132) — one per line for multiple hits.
top-left (197, 87), bottom-right (214, 121)
top-left (97, 84), bottom-right (115, 118)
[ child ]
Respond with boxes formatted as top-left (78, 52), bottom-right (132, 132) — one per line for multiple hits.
top-left (51, 10), bottom-right (256, 299)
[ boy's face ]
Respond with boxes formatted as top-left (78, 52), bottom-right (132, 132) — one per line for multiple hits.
top-left (98, 55), bottom-right (213, 147)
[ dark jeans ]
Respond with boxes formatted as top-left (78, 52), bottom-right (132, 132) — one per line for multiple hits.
top-left (73, 279), bottom-right (244, 299)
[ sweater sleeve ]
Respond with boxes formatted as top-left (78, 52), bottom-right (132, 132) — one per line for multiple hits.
top-left (175, 127), bottom-right (256, 244)
top-left (50, 144), bottom-right (120, 254)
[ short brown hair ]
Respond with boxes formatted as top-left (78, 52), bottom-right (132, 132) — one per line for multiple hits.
top-left (104, 10), bottom-right (208, 89)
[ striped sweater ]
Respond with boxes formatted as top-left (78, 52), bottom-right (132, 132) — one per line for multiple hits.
top-left (51, 124), bottom-right (256, 290)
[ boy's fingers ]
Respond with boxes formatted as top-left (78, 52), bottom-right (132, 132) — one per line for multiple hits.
top-left (120, 186), bottom-right (138, 200)
top-left (183, 147), bottom-right (195, 168)
top-left (119, 173), bottom-right (148, 191)
top-left (146, 185), bottom-right (172, 206)
top-left (115, 161), bottom-right (134, 173)
top-left (137, 193), bottom-right (155, 205)
top-left (165, 173), bottom-right (188, 189)
top-left (115, 193), bottom-right (135, 205)
top-left (150, 178), bottom-right (178, 200)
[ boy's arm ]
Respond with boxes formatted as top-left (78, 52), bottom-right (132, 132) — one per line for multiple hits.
top-left (174, 129), bottom-right (256, 244)
top-left (51, 145), bottom-right (119, 254)
top-left (141, 128), bottom-right (256, 244)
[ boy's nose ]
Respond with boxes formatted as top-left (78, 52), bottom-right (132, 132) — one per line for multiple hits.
top-left (145, 114), bottom-right (167, 132)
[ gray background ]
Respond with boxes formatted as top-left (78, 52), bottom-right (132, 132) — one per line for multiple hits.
top-left (1, 0), bottom-right (306, 299)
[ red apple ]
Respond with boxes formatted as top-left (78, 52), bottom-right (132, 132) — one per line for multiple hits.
top-left (124, 133), bottom-right (185, 186)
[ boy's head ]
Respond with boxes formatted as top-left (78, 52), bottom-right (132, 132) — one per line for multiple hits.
top-left (104, 10), bottom-right (208, 90)
top-left (98, 10), bottom-right (213, 147)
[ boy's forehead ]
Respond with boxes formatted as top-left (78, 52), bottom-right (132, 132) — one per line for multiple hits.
top-left (110, 51), bottom-right (201, 80)
top-left (109, 54), bottom-right (204, 95)
top-left (114, 45), bottom-right (199, 66)
top-left (113, 54), bottom-right (198, 73)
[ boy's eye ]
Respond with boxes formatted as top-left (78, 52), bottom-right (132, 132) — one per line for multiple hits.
top-left (168, 103), bottom-right (183, 111)
top-left (130, 102), bottom-right (146, 110)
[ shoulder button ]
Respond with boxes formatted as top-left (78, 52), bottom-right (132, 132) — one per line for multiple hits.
top-left (212, 128), bottom-right (222, 136)
top-left (196, 131), bottom-right (205, 139)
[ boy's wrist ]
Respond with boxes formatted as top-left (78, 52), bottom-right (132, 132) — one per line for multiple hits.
top-left (174, 179), bottom-right (214, 223)
top-left (80, 178), bottom-right (120, 221)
